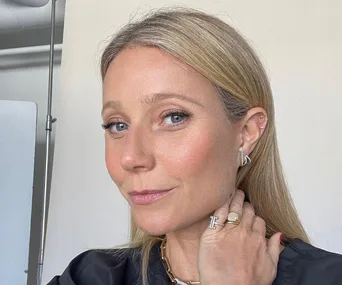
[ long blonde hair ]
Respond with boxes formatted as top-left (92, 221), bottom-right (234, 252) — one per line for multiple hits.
top-left (101, 8), bottom-right (310, 285)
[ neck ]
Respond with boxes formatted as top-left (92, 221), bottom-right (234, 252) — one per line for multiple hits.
top-left (164, 216), bottom-right (209, 282)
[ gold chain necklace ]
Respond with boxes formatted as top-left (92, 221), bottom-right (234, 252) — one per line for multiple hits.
top-left (160, 238), bottom-right (201, 285)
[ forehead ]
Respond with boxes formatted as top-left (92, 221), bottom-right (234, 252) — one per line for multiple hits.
top-left (102, 46), bottom-right (217, 104)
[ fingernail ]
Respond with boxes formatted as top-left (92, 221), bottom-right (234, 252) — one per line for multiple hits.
top-left (280, 233), bottom-right (284, 242)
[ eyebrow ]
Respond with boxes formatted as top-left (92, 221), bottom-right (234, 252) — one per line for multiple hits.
top-left (101, 92), bottom-right (204, 116)
top-left (101, 100), bottom-right (122, 116)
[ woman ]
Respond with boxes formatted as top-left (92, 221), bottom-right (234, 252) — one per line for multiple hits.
top-left (48, 8), bottom-right (342, 285)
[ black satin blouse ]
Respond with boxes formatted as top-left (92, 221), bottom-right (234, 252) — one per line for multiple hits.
top-left (47, 239), bottom-right (342, 285)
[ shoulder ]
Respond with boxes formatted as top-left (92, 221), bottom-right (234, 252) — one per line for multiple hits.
top-left (47, 247), bottom-right (141, 285)
top-left (275, 239), bottom-right (342, 285)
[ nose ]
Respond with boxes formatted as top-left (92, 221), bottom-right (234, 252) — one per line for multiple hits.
top-left (120, 126), bottom-right (156, 172)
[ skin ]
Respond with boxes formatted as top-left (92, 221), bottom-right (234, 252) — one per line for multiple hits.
top-left (102, 46), bottom-right (280, 284)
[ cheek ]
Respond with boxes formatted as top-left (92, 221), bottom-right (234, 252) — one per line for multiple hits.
top-left (151, 126), bottom-right (238, 228)
top-left (156, 126), bottom-right (236, 181)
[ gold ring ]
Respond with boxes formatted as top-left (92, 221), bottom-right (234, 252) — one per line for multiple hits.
top-left (226, 220), bottom-right (240, 225)
top-left (226, 212), bottom-right (241, 225)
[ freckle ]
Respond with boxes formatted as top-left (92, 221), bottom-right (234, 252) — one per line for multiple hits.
top-left (229, 193), bottom-right (233, 197)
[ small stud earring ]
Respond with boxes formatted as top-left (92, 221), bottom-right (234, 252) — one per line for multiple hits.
top-left (259, 116), bottom-right (266, 129)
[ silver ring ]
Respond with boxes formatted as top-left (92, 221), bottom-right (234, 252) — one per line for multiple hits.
top-left (209, 215), bottom-right (225, 229)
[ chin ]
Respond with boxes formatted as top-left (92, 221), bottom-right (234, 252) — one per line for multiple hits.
top-left (132, 208), bottom-right (175, 236)
top-left (139, 226), bottom-right (167, 236)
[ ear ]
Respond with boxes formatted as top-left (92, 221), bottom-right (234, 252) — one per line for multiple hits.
top-left (240, 107), bottom-right (267, 155)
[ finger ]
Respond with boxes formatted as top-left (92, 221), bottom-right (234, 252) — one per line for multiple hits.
top-left (240, 202), bottom-right (255, 229)
top-left (225, 189), bottom-right (244, 229)
top-left (205, 197), bottom-right (230, 234)
top-left (267, 232), bottom-right (283, 264)
top-left (252, 216), bottom-right (266, 237)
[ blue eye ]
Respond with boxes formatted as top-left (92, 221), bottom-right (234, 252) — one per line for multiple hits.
top-left (163, 112), bottom-right (189, 125)
top-left (102, 121), bottom-right (128, 134)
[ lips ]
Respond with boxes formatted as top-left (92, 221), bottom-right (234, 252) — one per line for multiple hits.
top-left (129, 189), bottom-right (173, 205)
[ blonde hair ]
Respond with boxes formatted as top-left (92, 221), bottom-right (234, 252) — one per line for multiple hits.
top-left (101, 8), bottom-right (310, 285)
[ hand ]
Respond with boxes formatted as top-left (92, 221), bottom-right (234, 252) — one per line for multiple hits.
top-left (198, 189), bottom-right (283, 285)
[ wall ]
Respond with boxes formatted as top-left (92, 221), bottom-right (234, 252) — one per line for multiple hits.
top-left (42, 0), bottom-right (342, 283)
top-left (0, 46), bottom-right (61, 285)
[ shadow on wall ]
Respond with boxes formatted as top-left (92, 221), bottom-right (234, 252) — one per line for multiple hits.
top-left (0, 26), bottom-right (64, 50)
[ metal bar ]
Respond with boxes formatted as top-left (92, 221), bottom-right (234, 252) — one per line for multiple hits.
top-left (37, 1), bottom-right (58, 285)
top-left (0, 44), bottom-right (62, 70)
top-left (0, 44), bottom-right (62, 57)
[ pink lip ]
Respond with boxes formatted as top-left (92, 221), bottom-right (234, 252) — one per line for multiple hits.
top-left (129, 189), bottom-right (173, 205)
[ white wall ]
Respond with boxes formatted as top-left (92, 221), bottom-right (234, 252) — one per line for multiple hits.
top-left (43, 0), bottom-right (342, 283)
top-left (0, 47), bottom-right (61, 285)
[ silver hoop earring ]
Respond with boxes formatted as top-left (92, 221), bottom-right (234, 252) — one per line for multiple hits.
top-left (239, 147), bottom-right (251, 167)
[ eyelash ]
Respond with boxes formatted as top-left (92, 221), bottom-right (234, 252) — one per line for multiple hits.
top-left (161, 109), bottom-right (190, 126)
top-left (101, 110), bottom-right (191, 135)
top-left (101, 120), bottom-right (127, 133)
